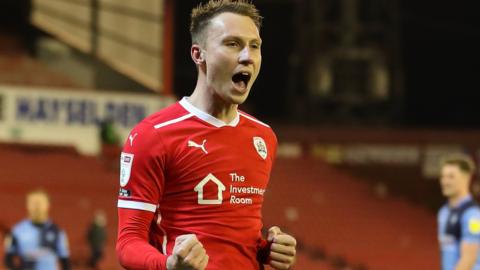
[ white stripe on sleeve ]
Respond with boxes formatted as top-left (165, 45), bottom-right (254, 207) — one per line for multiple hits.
top-left (117, 200), bottom-right (157, 212)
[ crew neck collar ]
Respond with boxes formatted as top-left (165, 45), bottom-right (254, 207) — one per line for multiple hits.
top-left (179, 97), bottom-right (240, 128)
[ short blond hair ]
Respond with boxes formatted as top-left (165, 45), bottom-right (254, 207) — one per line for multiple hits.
top-left (441, 153), bottom-right (476, 175)
top-left (190, 0), bottom-right (262, 45)
top-left (27, 189), bottom-right (50, 201)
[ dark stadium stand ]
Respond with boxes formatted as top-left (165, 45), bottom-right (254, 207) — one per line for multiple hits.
top-left (263, 158), bottom-right (440, 270)
top-left (0, 35), bottom-right (78, 88)
top-left (0, 142), bottom-right (441, 270)
top-left (339, 164), bottom-right (443, 211)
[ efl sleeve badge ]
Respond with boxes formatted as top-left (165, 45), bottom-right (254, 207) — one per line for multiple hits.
top-left (120, 152), bottom-right (134, 187)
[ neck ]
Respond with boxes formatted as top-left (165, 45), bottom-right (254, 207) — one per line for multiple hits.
top-left (30, 215), bottom-right (48, 224)
top-left (189, 76), bottom-right (238, 124)
top-left (448, 192), bottom-right (470, 207)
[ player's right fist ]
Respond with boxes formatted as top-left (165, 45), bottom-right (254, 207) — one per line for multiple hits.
top-left (166, 234), bottom-right (209, 270)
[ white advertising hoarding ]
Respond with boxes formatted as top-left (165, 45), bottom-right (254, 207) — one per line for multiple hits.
top-left (0, 85), bottom-right (175, 155)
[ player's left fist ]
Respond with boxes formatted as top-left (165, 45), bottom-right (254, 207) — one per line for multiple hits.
top-left (267, 226), bottom-right (297, 270)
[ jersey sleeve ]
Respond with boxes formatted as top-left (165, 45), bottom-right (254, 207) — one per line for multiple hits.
top-left (56, 230), bottom-right (70, 258)
top-left (437, 206), bottom-right (446, 238)
top-left (461, 207), bottom-right (480, 244)
top-left (117, 122), bottom-right (167, 213)
top-left (270, 130), bottom-right (278, 162)
top-left (117, 209), bottom-right (168, 270)
top-left (116, 122), bottom-right (169, 270)
top-left (257, 129), bottom-right (277, 264)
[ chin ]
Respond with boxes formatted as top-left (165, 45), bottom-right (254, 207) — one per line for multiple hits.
top-left (228, 91), bottom-right (250, 105)
top-left (443, 191), bottom-right (455, 198)
top-left (231, 96), bottom-right (248, 105)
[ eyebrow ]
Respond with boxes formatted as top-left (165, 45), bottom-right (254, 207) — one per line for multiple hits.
top-left (223, 35), bottom-right (262, 44)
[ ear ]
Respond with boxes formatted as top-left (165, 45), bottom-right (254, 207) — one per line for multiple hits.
top-left (191, 44), bottom-right (205, 65)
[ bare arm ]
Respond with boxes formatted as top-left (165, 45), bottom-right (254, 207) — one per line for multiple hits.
top-left (454, 242), bottom-right (479, 270)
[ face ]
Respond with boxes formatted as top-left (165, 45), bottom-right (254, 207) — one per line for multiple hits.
top-left (27, 193), bottom-right (50, 222)
top-left (94, 211), bottom-right (107, 226)
top-left (196, 12), bottom-right (262, 105)
top-left (440, 165), bottom-right (469, 198)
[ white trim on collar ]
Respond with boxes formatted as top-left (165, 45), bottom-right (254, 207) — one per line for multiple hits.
top-left (179, 97), bottom-right (240, 127)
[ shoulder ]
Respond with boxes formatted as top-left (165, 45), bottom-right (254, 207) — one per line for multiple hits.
top-left (124, 102), bottom-right (192, 150)
top-left (11, 220), bottom-right (31, 235)
top-left (463, 205), bottom-right (480, 221)
top-left (438, 205), bottom-right (449, 219)
top-left (134, 102), bottom-right (192, 130)
top-left (462, 205), bottom-right (480, 235)
top-left (47, 221), bottom-right (62, 232)
top-left (239, 111), bottom-right (277, 140)
top-left (238, 110), bottom-right (271, 129)
top-left (142, 101), bottom-right (193, 130)
top-left (13, 219), bottom-right (30, 229)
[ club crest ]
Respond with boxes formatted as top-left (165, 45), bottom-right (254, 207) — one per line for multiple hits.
top-left (253, 137), bottom-right (268, 160)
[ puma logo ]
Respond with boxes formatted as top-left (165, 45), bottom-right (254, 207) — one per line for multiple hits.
top-left (129, 133), bottom-right (138, 146)
top-left (188, 139), bottom-right (208, 154)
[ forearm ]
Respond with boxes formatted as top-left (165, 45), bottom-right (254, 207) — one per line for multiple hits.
top-left (117, 237), bottom-right (168, 270)
top-left (454, 257), bottom-right (476, 270)
top-left (117, 208), bottom-right (168, 270)
top-left (455, 240), bottom-right (480, 270)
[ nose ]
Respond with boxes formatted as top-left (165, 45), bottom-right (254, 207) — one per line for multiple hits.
top-left (239, 47), bottom-right (254, 65)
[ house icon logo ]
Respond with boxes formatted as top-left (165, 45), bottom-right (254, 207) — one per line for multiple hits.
top-left (194, 173), bottom-right (226, 205)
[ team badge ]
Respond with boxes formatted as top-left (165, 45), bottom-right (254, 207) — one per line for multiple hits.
top-left (46, 231), bottom-right (55, 243)
top-left (449, 214), bottom-right (458, 225)
top-left (120, 152), bottom-right (134, 187)
top-left (253, 137), bottom-right (268, 160)
top-left (469, 218), bottom-right (480, 234)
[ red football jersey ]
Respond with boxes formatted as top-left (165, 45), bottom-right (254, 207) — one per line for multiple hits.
top-left (117, 97), bottom-right (277, 270)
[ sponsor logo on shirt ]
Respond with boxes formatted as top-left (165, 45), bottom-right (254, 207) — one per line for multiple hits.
top-left (194, 173), bottom-right (225, 205)
top-left (194, 172), bottom-right (266, 206)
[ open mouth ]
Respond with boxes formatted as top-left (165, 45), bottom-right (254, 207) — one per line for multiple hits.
top-left (232, 71), bottom-right (252, 90)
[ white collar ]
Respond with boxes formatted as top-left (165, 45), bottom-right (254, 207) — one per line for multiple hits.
top-left (179, 97), bottom-right (240, 127)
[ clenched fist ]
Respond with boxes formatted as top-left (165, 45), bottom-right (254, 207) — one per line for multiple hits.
top-left (267, 226), bottom-right (297, 270)
top-left (166, 234), bottom-right (209, 270)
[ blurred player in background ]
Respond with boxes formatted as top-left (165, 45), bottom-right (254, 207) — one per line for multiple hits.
top-left (116, 0), bottom-right (297, 269)
top-left (87, 210), bottom-right (107, 269)
top-left (4, 189), bottom-right (71, 270)
top-left (438, 154), bottom-right (480, 270)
